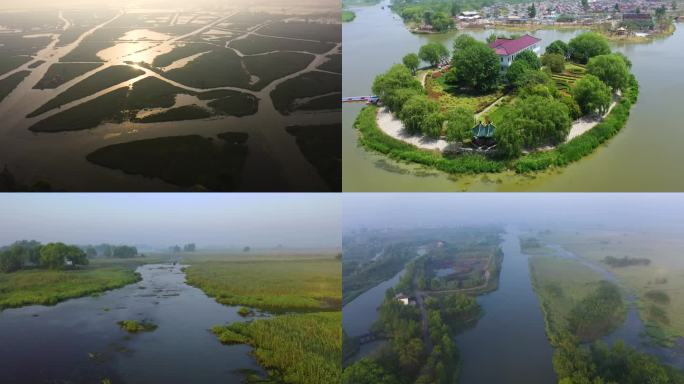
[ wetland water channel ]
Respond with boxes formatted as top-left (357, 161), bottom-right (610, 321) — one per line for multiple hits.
top-left (343, 1), bottom-right (684, 191)
top-left (342, 229), bottom-right (556, 383)
top-left (0, 263), bottom-right (263, 384)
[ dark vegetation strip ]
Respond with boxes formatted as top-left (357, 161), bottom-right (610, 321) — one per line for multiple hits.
top-left (133, 105), bottom-right (211, 123)
top-left (286, 124), bottom-right (341, 192)
top-left (0, 70), bottom-right (30, 103)
top-left (271, 71), bottom-right (341, 114)
top-left (29, 87), bottom-right (129, 132)
top-left (28, 65), bottom-right (144, 117)
top-left (33, 62), bottom-right (103, 89)
top-left (27, 60), bottom-right (45, 69)
top-left (86, 135), bottom-right (248, 191)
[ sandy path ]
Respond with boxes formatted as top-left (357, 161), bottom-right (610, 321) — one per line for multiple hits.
top-left (376, 107), bottom-right (449, 151)
top-left (566, 96), bottom-right (619, 142)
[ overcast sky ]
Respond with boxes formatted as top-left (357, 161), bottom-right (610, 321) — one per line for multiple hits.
top-left (0, 194), bottom-right (340, 248)
top-left (343, 193), bottom-right (684, 232)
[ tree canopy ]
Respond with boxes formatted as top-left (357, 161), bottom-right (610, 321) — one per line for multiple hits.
top-left (419, 42), bottom-right (449, 67)
top-left (514, 50), bottom-right (541, 70)
top-left (568, 32), bottom-right (610, 64)
top-left (39, 243), bottom-right (88, 270)
top-left (372, 64), bottom-right (423, 112)
top-left (542, 53), bottom-right (566, 73)
top-left (342, 359), bottom-right (400, 384)
top-left (450, 41), bottom-right (500, 92)
top-left (545, 40), bottom-right (569, 57)
top-left (403, 53), bottom-right (421, 75)
top-left (399, 94), bottom-right (439, 134)
top-left (572, 74), bottom-right (612, 116)
top-left (587, 54), bottom-right (630, 91)
top-left (445, 106), bottom-right (476, 143)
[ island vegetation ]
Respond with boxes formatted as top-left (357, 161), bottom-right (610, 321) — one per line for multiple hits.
top-left (117, 319), bottom-right (158, 333)
top-left (183, 252), bottom-right (342, 384)
top-left (355, 32), bottom-right (639, 177)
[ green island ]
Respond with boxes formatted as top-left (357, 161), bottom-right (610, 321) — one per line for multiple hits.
top-left (0, 240), bottom-right (159, 310)
top-left (343, 228), bottom-right (503, 384)
top-left (118, 319), bottom-right (158, 333)
top-left (343, 10), bottom-right (357, 23)
top-left (523, 232), bottom-right (684, 383)
top-left (356, 31), bottom-right (639, 176)
top-left (183, 252), bottom-right (342, 384)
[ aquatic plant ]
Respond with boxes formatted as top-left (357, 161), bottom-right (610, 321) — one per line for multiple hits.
top-left (117, 320), bottom-right (158, 333)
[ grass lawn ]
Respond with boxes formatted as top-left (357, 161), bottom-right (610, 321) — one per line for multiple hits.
top-left (184, 256), bottom-right (341, 312)
top-left (86, 135), bottom-right (249, 191)
top-left (0, 257), bottom-right (161, 310)
top-left (528, 254), bottom-right (606, 339)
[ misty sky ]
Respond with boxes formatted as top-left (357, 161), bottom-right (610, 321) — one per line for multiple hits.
top-left (343, 193), bottom-right (684, 232)
top-left (0, 194), bottom-right (340, 248)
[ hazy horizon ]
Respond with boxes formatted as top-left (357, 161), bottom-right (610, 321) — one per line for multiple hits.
top-left (343, 193), bottom-right (684, 233)
top-left (0, 194), bottom-right (340, 249)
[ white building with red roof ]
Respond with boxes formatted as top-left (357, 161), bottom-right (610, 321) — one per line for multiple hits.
top-left (489, 34), bottom-right (541, 70)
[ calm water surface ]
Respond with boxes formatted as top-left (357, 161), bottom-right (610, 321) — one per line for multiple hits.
top-left (343, 1), bottom-right (684, 191)
top-left (0, 263), bottom-right (263, 384)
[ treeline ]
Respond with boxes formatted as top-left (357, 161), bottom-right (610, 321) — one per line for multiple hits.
top-left (0, 241), bottom-right (88, 272)
top-left (169, 243), bottom-right (196, 253)
top-left (83, 244), bottom-right (140, 258)
top-left (603, 255), bottom-right (651, 267)
top-left (553, 335), bottom-right (684, 383)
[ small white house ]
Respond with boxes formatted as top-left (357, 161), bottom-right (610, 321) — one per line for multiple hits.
top-left (394, 293), bottom-right (410, 305)
top-left (489, 34), bottom-right (541, 70)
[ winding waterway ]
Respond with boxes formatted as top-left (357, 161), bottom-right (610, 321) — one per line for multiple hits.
top-left (0, 263), bottom-right (263, 384)
top-left (343, 1), bottom-right (684, 191)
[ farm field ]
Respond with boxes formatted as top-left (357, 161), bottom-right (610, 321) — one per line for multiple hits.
top-left (0, 1), bottom-right (341, 192)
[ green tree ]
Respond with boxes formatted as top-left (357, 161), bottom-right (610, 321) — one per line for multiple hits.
top-left (39, 243), bottom-right (88, 269)
top-left (514, 50), bottom-right (541, 70)
top-left (545, 40), bottom-right (569, 57)
top-left (112, 245), bottom-right (138, 258)
top-left (0, 248), bottom-right (23, 273)
top-left (587, 54), bottom-right (629, 91)
top-left (431, 12), bottom-right (453, 32)
top-left (542, 53), bottom-right (566, 73)
top-left (445, 107), bottom-right (476, 142)
top-left (372, 64), bottom-right (423, 111)
top-left (452, 34), bottom-right (478, 52)
top-left (403, 53), bottom-right (421, 75)
top-left (655, 5), bottom-right (667, 19)
top-left (342, 359), bottom-right (400, 384)
top-left (506, 60), bottom-right (532, 87)
top-left (568, 32), bottom-right (610, 64)
top-left (451, 41), bottom-right (500, 92)
top-left (572, 75), bottom-right (612, 116)
top-left (451, 1), bottom-right (461, 16)
top-left (486, 33), bottom-right (498, 44)
top-left (419, 43), bottom-right (449, 67)
top-left (421, 111), bottom-right (445, 138)
top-left (528, 3), bottom-right (537, 18)
top-left (183, 243), bottom-right (196, 252)
top-left (503, 95), bottom-right (572, 147)
top-left (85, 246), bottom-right (97, 258)
top-left (613, 52), bottom-right (632, 68)
top-left (581, 0), bottom-right (589, 11)
top-left (494, 122), bottom-right (523, 158)
top-left (385, 87), bottom-right (422, 113)
top-left (399, 94), bottom-right (439, 134)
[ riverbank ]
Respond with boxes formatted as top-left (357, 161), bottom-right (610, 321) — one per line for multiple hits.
top-left (183, 254), bottom-right (342, 384)
top-left (0, 258), bottom-right (164, 310)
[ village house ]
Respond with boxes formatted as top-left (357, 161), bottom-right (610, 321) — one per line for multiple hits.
top-left (489, 34), bottom-right (541, 70)
top-left (394, 293), bottom-right (416, 306)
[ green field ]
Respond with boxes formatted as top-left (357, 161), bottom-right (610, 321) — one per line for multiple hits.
top-left (28, 65), bottom-right (144, 117)
top-left (536, 230), bottom-right (684, 345)
top-left (286, 125), bottom-right (341, 192)
top-left (0, 258), bottom-right (157, 310)
top-left (213, 312), bottom-right (341, 384)
top-left (184, 256), bottom-right (341, 312)
top-left (0, 70), bottom-right (30, 103)
top-left (33, 63), bottom-right (103, 90)
top-left (86, 135), bottom-right (249, 191)
top-left (528, 254), bottom-right (609, 339)
top-left (29, 87), bottom-right (129, 132)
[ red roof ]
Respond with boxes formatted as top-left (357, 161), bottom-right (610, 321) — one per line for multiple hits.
top-left (489, 34), bottom-right (541, 56)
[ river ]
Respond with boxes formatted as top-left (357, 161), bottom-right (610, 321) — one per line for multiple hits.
top-left (343, 1), bottom-right (684, 191)
top-left (0, 263), bottom-right (264, 384)
top-left (342, 229), bottom-right (557, 382)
